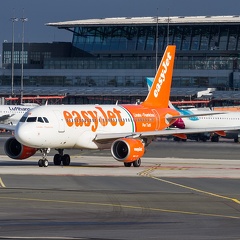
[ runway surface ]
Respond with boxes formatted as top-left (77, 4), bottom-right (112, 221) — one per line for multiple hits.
top-left (0, 134), bottom-right (239, 239)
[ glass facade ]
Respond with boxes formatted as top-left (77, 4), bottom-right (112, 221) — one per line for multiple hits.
top-left (72, 24), bottom-right (240, 53)
top-left (3, 50), bottom-right (28, 64)
top-left (1, 18), bottom-right (240, 100)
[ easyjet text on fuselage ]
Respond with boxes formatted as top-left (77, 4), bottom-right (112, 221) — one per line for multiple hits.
top-left (63, 106), bottom-right (125, 132)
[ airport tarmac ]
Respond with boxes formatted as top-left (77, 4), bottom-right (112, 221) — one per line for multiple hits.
top-left (0, 134), bottom-right (239, 239)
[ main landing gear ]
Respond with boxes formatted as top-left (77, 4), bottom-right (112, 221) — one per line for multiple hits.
top-left (53, 149), bottom-right (71, 166)
top-left (38, 148), bottom-right (71, 167)
top-left (124, 158), bottom-right (141, 167)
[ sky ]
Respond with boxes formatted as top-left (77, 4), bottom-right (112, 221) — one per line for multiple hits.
top-left (1, 0), bottom-right (240, 46)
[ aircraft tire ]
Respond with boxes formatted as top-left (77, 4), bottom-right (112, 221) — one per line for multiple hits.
top-left (62, 154), bottom-right (71, 166)
top-left (211, 135), bottom-right (219, 142)
top-left (124, 162), bottom-right (132, 167)
top-left (53, 154), bottom-right (62, 165)
top-left (43, 159), bottom-right (49, 167)
top-left (133, 159), bottom-right (141, 167)
top-left (38, 159), bottom-right (44, 167)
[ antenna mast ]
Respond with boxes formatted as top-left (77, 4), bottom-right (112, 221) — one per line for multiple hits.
top-left (11, 9), bottom-right (18, 97)
top-left (167, 8), bottom-right (170, 46)
top-left (20, 9), bottom-right (28, 104)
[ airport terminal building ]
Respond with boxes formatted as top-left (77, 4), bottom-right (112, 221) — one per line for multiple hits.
top-left (1, 15), bottom-right (240, 105)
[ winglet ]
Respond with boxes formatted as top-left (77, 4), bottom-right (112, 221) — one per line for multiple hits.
top-left (142, 45), bottom-right (176, 108)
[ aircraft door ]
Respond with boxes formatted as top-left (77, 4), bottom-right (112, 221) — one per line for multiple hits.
top-left (152, 109), bottom-right (160, 130)
top-left (53, 110), bottom-right (65, 133)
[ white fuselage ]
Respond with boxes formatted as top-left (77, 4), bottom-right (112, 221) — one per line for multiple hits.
top-left (182, 109), bottom-right (240, 129)
top-left (0, 105), bottom-right (35, 125)
top-left (15, 105), bottom-right (137, 149)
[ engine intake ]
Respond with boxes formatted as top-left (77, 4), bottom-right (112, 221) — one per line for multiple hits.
top-left (111, 138), bottom-right (145, 162)
top-left (4, 137), bottom-right (37, 160)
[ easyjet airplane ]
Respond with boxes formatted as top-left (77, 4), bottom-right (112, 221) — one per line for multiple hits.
top-left (4, 45), bottom-right (239, 167)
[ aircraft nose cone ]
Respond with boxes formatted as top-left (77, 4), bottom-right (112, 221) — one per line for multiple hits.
top-left (15, 123), bottom-right (33, 146)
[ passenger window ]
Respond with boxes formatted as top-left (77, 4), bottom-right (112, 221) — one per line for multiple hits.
top-left (27, 117), bottom-right (37, 122)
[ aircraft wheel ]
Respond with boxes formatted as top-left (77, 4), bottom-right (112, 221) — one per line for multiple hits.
top-left (211, 135), bottom-right (219, 142)
top-left (62, 154), bottom-right (71, 166)
top-left (133, 158), bottom-right (141, 167)
top-left (38, 159), bottom-right (44, 167)
top-left (124, 162), bottom-right (132, 167)
top-left (43, 159), bottom-right (49, 167)
top-left (53, 154), bottom-right (62, 165)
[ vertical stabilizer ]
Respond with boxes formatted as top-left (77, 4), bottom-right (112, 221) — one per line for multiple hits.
top-left (142, 45), bottom-right (176, 108)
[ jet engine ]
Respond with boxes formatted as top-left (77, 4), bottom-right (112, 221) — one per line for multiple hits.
top-left (171, 118), bottom-right (185, 129)
top-left (111, 138), bottom-right (145, 162)
top-left (4, 137), bottom-right (37, 160)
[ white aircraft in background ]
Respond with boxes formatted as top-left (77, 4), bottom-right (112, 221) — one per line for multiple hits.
top-left (146, 80), bottom-right (240, 142)
top-left (0, 104), bottom-right (36, 130)
top-left (171, 106), bottom-right (240, 142)
top-left (4, 45), bottom-right (239, 167)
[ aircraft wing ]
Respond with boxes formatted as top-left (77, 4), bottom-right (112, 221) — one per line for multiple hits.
top-left (0, 123), bottom-right (15, 131)
top-left (0, 114), bottom-right (13, 122)
top-left (94, 126), bottom-right (240, 142)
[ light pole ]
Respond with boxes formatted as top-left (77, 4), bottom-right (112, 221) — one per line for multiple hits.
top-left (155, 8), bottom-right (159, 73)
top-left (11, 15), bottom-right (18, 97)
top-left (20, 11), bottom-right (28, 104)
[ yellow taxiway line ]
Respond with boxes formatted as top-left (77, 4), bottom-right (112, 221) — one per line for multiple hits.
top-left (139, 165), bottom-right (240, 205)
top-left (0, 177), bottom-right (6, 188)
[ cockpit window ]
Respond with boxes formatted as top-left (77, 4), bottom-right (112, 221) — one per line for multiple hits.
top-left (26, 117), bottom-right (37, 122)
top-left (43, 117), bottom-right (49, 123)
top-left (19, 116), bottom-right (49, 123)
top-left (37, 117), bottom-right (44, 123)
top-left (20, 116), bottom-right (27, 122)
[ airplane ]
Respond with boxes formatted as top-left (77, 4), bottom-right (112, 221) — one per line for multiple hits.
top-left (4, 45), bottom-right (240, 167)
top-left (147, 78), bottom-right (240, 142)
top-left (171, 106), bottom-right (240, 142)
top-left (0, 104), bottom-right (36, 129)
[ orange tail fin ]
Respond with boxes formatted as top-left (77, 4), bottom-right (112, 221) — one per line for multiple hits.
top-left (142, 45), bottom-right (176, 108)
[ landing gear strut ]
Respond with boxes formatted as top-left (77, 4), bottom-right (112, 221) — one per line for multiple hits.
top-left (53, 149), bottom-right (71, 166)
top-left (38, 148), bottom-right (50, 167)
top-left (124, 158), bottom-right (141, 167)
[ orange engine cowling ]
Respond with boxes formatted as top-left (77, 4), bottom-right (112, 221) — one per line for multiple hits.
top-left (111, 138), bottom-right (145, 162)
top-left (4, 137), bottom-right (37, 160)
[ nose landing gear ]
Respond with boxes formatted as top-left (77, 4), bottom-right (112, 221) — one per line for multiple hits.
top-left (38, 148), bottom-right (50, 167)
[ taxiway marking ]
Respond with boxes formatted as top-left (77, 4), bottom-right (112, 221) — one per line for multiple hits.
top-left (0, 177), bottom-right (6, 188)
top-left (139, 165), bottom-right (240, 205)
top-left (0, 195), bottom-right (239, 219)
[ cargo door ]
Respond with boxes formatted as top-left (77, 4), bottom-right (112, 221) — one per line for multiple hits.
top-left (152, 109), bottom-right (160, 130)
